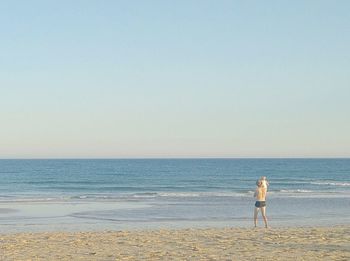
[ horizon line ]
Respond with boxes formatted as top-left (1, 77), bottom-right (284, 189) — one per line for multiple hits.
top-left (0, 157), bottom-right (349, 160)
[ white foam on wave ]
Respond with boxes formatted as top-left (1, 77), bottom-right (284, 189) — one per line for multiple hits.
top-left (157, 191), bottom-right (252, 198)
top-left (131, 193), bottom-right (158, 198)
top-left (278, 189), bottom-right (313, 193)
top-left (311, 181), bottom-right (350, 187)
top-left (0, 197), bottom-right (59, 203)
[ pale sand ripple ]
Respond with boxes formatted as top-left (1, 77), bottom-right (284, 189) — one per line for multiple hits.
top-left (0, 226), bottom-right (349, 260)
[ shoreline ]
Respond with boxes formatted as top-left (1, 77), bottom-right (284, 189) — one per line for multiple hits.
top-left (1, 225), bottom-right (349, 260)
top-left (2, 217), bottom-right (349, 235)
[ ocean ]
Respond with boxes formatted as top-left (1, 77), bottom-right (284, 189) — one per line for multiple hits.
top-left (0, 159), bottom-right (349, 233)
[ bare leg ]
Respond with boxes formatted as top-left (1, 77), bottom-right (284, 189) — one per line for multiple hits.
top-left (261, 207), bottom-right (268, 228)
top-left (254, 207), bottom-right (259, 227)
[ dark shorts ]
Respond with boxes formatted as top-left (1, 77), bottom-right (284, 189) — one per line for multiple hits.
top-left (255, 201), bottom-right (266, 208)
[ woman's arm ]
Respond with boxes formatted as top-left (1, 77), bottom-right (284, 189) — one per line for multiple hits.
top-left (263, 187), bottom-right (267, 199)
top-left (253, 188), bottom-right (258, 198)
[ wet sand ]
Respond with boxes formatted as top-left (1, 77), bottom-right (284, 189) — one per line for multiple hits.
top-left (1, 226), bottom-right (349, 260)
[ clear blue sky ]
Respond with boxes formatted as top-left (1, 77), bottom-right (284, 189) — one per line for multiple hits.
top-left (1, 1), bottom-right (349, 158)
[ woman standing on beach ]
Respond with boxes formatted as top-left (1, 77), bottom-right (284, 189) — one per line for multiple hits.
top-left (254, 180), bottom-right (268, 228)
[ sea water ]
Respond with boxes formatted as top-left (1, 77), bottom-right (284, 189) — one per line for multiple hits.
top-left (0, 159), bottom-right (349, 233)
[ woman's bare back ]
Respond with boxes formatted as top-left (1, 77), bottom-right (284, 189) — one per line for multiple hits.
top-left (255, 187), bottom-right (266, 201)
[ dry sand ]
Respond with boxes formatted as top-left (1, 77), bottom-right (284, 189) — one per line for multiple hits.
top-left (1, 226), bottom-right (349, 260)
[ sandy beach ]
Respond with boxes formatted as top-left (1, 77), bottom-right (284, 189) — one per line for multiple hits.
top-left (1, 226), bottom-right (349, 260)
